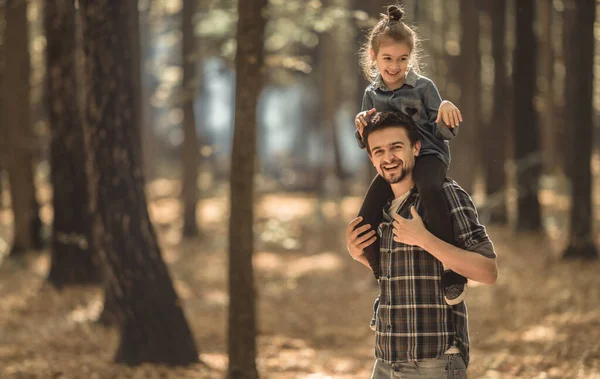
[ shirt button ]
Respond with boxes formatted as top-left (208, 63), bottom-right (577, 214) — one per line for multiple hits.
top-left (386, 325), bottom-right (392, 331)
top-left (387, 275), bottom-right (391, 280)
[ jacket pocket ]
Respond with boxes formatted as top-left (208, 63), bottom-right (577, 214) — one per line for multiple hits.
top-left (398, 98), bottom-right (422, 122)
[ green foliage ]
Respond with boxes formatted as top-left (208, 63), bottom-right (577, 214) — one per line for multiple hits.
top-left (195, 0), bottom-right (369, 71)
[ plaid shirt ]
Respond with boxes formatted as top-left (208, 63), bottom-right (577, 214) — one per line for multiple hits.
top-left (375, 179), bottom-right (496, 366)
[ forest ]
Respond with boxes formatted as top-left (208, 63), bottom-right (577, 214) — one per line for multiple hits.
top-left (0, 0), bottom-right (599, 378)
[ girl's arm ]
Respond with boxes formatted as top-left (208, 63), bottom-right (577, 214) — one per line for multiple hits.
top-left (354, 89), bottom-right (375, 149)
top-left (422, 80), bottom-right (462, 140)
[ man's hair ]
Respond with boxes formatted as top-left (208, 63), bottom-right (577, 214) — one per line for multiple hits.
top-left (362, 111), bottom-right (420, 153)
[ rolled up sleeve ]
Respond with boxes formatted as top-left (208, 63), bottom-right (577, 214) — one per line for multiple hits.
top-left (443, 181), bottom-right (496, 259)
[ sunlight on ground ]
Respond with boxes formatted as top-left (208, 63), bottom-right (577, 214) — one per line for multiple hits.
top-left (254, 251), bottom-right (344, 280)
top-left (321, 201), bottom-right (341, 219)
top-left (258, 194), bottom-right (314, 220)
top-left (259, 219), bottom-right (301, 250)
top-left (285, 252), bottom-right (343, 279)
top-left (2, 193), bottom-right (600, 378)
top-left (162, 247), bottom-right (181, 263)
top-left (40, 204), bottom-right (53, 225)
top-left (200, 198), bottom-right (228, 224)
top-left (538, 189), bottom-right (570, 211)
top-left (147, 178), bottom-right (181, 199)
top-left (148, 198), bottom-right (181, 226)
top-left (521, 325), bottom-right (562, 343)
top-left (200, 353), bottom-right (228, 370)
top-left (0, 208), bottom-right (13, 226)
top-left (203, 289), bottom-right (228, 306)
top-left (162, 227), bottom-right (183, 247)
top-left (0, 236), bottom-right (8, 256)
top-left (173, 279), bottom-right (199, 300)
top-left (68, 297), bottom-right (103, 324)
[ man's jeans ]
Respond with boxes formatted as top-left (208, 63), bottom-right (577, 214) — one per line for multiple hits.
top-left (370, 354), bottom-right (467, 379)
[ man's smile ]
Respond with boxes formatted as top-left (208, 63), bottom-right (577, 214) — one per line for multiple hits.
top-left (382, 162), bottom-right (401, 171)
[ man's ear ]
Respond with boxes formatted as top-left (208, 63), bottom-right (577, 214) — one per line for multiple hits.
top-left (413, 141), bottom-right (421, 157)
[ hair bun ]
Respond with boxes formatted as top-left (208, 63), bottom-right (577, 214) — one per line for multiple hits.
top-left (387, 5), bottom-right (404, 21)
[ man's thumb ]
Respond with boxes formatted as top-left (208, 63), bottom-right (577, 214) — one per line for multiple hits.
top-left (410, 206), bottom-right (420, 219)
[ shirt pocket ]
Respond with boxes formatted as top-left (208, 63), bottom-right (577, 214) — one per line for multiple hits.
top-left (398, 98), bottom-right (422, 122)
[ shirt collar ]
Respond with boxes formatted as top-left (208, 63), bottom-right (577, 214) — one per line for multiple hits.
top-left (373, 67), bottom-right (419, 91)
top-left (382, 186), bottom-right (418, 219)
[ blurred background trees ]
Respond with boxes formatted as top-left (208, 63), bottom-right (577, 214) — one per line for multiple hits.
top-left (0, 0), bottom-right (598, 376)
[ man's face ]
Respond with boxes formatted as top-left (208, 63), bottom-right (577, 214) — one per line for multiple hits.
top-left (368, 126), bottom-right (420, 184)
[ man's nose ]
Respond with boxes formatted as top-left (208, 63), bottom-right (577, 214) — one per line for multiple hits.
top-left (383, 151), bottom-right (395, 161)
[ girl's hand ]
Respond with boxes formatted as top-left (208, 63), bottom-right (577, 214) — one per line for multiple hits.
top-left (355, 108), bottom-right (376, 137)
top-left (435, 100), bottom-right (463, 128)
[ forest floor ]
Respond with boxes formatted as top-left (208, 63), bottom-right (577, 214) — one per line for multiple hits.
top-left (1, 181), bottom-right (600, 378)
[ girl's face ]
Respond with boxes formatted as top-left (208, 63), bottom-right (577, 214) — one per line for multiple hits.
top-left (370, 38), bottom-right (411, 90)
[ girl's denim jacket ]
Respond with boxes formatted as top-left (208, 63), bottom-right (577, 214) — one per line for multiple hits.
top-left (355, 69), bottom-right (456, 167)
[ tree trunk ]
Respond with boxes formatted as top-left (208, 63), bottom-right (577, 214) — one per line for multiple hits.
top-left (0, 171), bottom-right (3, 209)
top-left (448, 0), bottom-right (480, 195)
top-left (513, 0), bottom-right (542, 231)
top-left (129, 0), bottom-right (143, 164)
top-left (181, 0), bottom-right (200, 238)
top-left (4, 0), bottom-right (42, 255)
top-left (96, 0), bottom-right (170, 328)
top-left (0, 4), bottom-right (5, 211)
top-left (227, 0), bottom-right (267, 377)
top-left (319, 26), bottom-right (345, 192)
top-left (428, 0), bottom-right (446, 87)
top-left (78, 0), bottom-right (199, 365)
top-left (482, 0), bottom-right (508, 224)
top-left (97, 280), bottom-right (119, 326)
top-left (97, 1), bottom-right (145, 323)
top-left (45, 0), bottom-right (101, 287)
top-left (562, 0), bottom-right (598, 260)
top-left (537, 0), bottom-right (557, 174)
top-left (548, 4), bottom-right (569, 177)
top-left (140, 1), bottom-right (157, 181)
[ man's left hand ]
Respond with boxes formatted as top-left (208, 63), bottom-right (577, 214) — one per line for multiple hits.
top-left (392, 206), bottom-right (431, 248)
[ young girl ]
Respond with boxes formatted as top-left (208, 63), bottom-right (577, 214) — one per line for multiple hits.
top-left (354, 5), bottom-right (467, 330)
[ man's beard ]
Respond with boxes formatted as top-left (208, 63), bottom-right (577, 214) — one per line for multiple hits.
top-left (380, 160), bottom-right (413, 184)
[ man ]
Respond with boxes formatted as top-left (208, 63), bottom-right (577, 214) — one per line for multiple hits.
top-left (346, 111), bottom-right (498, 378)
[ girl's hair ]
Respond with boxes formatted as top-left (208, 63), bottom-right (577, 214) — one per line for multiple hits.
top-left (359, 4), bottom-right (422, 82)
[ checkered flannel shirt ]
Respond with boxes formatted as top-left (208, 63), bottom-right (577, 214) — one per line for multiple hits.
top-left (375, 179), bottom-right (496, 367)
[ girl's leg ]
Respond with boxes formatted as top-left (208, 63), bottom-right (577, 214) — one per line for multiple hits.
top-left (413, 155), bottom-right (467, 305)
top-left (412, 155), bottom-right (455, 244)
top-left (357, 174), bottom-right (394, 279)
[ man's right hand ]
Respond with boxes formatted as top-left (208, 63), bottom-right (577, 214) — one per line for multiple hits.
top-left (346, 216), bottom-right (377, 260)
top-left (354, 108), bottom-right (376, 138)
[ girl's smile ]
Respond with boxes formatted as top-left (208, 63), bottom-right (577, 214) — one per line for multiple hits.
top-left (371, 39), bottom-right (411, 90)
